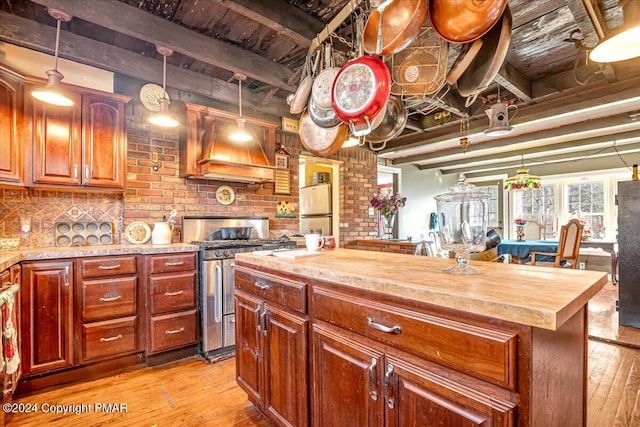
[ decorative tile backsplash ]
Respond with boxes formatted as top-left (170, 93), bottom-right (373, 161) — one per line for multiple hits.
top-left (0, 189), bottom-right (123, 248)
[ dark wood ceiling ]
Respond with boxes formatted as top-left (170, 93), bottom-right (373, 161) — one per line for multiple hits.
top-left (1, 0), bottom-right (639, 176)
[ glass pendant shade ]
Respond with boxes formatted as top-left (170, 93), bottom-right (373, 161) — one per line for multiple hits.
top-left (149, 47), bottom-right (178, 128)
top-left (590, 0), bottom-right (640, 62)
top-left (31, 10), bottom-right (74, 107)
top-left (148, 97), bottom-right (179, 127)
top-left (504, 168), bottom-right (542, 190)
top-left (228, 118), bottom-right (252, 142)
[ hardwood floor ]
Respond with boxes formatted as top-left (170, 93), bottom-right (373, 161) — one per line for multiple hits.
top-left (6, 282), bottom-right (640, 427)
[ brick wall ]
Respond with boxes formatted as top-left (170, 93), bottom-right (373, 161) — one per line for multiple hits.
top-left (0, 103), bottom-right (379, 246)
top-left (124, 103), bottom-right (379, 243)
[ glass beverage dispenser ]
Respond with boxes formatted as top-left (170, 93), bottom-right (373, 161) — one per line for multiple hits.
top-left (435, 174), bottom-right (489, 275)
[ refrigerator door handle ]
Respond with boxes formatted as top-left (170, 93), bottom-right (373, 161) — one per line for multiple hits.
top-left (214, 264), bottom-right (223, 323)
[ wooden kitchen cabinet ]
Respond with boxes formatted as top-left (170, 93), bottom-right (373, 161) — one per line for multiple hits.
top-left (20, 260), bottom-right (74, 376)
top-left (27, 85), bottom-right (129, 190)
top-left (146, 252), bottom-right (199, 354)
top-left (235, 266), bottom-right (309, 427)
top-left (0, 64), bottom-right (25, 186)
top-left (78, 255), bottom-right (141, 362)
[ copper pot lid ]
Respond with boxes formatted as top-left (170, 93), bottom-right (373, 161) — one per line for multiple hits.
top-left (428, 0), bottom-right (508, 44)
top-left (456, 4), bottom-right (512, 98)
top-left (299, 109), bottom-right (347, 157)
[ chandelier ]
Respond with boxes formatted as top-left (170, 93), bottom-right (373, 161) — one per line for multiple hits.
top-left (504, 156), bottom-right (542, 190)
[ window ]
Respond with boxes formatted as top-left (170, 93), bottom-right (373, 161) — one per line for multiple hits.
top-left (516, 185), bottom-right (556, 239)
top-left (475, 184), bottom-right (499, 228)
top-left (566, 182), bottom-right (605, 236)
top-left (509, 170), bottom-right (623, 240)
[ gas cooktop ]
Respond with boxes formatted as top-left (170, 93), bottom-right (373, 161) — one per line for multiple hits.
top-left (191, 237), bottom-right (292, 249)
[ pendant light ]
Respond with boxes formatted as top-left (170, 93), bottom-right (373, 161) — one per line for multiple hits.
top-left (148, 46), bottom-right (179, 128)
top-left (31, 9), bottom-right (74, 107)
top-left (590, 0), bottom-right (640, 63)
top-left (228, 73), bottom-right (252, 142)
top-left (504, 155), bottom-right (542, 190)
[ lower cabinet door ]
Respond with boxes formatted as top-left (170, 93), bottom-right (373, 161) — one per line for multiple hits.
top-left (82, 317), bottom-right (137, 361)
top-left (148, 309), bottom-right (198, 354)
top-left (312, 324), bottom-right (384, 427)
top-left (263, 304), bottom-right (308, 427)
top-left (384, 355), bottom-right (516, 427)
top-left (235, 290), bottom-right (263, 406)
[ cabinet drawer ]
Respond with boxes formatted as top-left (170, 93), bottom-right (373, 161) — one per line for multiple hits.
top-left (82, 317), bottom-right (137, 361)
top-left (312, 286), bottom-right (517, 391)
top-left (81, 256), bottom-right (137, 278)
top-left (149, 309), bottom-right (199, 354)
top-left (150, 271), bottom-right (197, 315)
top-left (235, 267), bottom-right (307, 313)
top-left (82, 276), bottom-right (137, 321)
top-left (149, 253), bottom-right (197, 274)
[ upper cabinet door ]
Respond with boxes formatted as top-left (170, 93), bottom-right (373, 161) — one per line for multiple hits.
top-left (31, 92), bottom-right (83, 186)
top-left (82, 95), bottom-right (126, 188)
top-left (0, 66), bottom-right (24, 185)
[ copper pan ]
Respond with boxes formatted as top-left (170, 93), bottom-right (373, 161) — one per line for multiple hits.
top-left (456, 4), bottom-right (512, 99)
top-left (299, 109), bottom-right (348, 157)
top-left (362, 0), bottom-right (428, 56)
top-left (428, 0), bottom-right (508, 44)
top-left (445, 37), bottom-right (484, 85)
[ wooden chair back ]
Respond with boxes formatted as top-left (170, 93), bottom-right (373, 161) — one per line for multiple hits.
top-left (523, 220), bottom-right (546, 240)
top-left (555, 219), bottom-right (583, 268)
top-left (530, 219), bottom-right (584, 268)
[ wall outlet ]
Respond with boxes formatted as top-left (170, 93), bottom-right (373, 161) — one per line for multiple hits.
top-left (368, 207), bottom-right (374, 216)
top-left (579, 262), bottom-right (586, 270)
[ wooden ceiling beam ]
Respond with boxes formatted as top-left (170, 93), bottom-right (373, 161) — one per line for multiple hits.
top-left (0, 12), bottom-right (290, 118)
top-left (210, 0), bottom-right (323, 47)
top-left (30, 0), bottom-right (297, 92)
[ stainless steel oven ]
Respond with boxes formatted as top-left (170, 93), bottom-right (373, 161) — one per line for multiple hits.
top-left (183, 216), bottom-right (296, 359)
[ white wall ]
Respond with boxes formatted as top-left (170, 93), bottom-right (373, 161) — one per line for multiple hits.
top-left (398, 165), bottom-right (457, 240)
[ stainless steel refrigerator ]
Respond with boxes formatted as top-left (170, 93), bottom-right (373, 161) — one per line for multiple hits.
top-left (300, 183), bottom-right (332, 235)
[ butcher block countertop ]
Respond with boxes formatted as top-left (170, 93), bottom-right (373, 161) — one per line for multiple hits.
top-left (0, 243), bottom-right (199, 272)
top-left (236, 248), bottom-right (607, 331)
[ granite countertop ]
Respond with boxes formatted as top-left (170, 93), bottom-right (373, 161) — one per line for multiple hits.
top-left (0, 243), bottom-right (199, 272)
top-left (236, 248), bottom-right (607, 331)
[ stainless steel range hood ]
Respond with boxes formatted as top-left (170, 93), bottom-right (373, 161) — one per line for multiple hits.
top-left (181, 103), bottom-right (278, 183)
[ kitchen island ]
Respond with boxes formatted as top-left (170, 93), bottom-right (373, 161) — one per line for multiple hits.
top-left (234, 248), bottom-right (607, 426)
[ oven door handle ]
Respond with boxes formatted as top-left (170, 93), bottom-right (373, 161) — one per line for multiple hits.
top-left (214, 264), bottom-right (222, 323)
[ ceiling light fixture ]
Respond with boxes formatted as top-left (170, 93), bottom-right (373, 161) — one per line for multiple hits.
top-left (483, 87), bottom-right (517, 137)
top-left (590, 0), bottom-right (640, 62)
top-left (228, 73), bottom-right (252, 142)
top-left (504, 155), bottom-right (542, 190)
top-left (31, 9), bottom-right (75, 107)
top-left (148, 46), bottom-right (179, 128)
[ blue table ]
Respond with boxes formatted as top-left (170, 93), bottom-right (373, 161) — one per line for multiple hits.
top-left (497, 239), bottom-right (559, 264)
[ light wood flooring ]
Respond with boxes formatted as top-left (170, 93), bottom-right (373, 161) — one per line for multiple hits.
top-left (7, 282), bottom-right (640, 427)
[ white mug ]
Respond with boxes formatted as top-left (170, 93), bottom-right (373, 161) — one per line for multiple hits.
top-left (305, 234), bottom-right (325, 252)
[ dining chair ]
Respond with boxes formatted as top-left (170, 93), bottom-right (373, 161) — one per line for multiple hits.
top-left (530, 219), bottom-right (584, 268)
top-left (522, 220), bottom-right (546, 240)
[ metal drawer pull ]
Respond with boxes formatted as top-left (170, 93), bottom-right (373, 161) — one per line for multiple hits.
top-left (99, 295), bottom-right (122, 302)
top-left (254, 281), bottom-right (269, 290)
top-left (366, 317), bottom-right (402, 334)
top-left (100, 334), bottom-right (122, 343)
top-left (98, 264), bottom-right (121, 270)
top-left (164, 290), bottom-right (185, 296)
top-left (165, 261), bottom-right (185, 266)
top-left (165, 327), bottom-right (185, 335)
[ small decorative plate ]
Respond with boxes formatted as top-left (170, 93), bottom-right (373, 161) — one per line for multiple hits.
top-left (124, 221), bottom-right (152, 244)
top-left (139, 83), bottom-right (169, 112)
top-left (216, 185), bottom-right (236, 205)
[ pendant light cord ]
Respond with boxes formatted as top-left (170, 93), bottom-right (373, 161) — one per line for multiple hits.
top-left (238, 78), bottom-right (243, 118)
top-left (54, 18), bottom-right (61, 70)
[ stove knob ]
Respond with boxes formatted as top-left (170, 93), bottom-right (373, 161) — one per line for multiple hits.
top-left (224, 249), bottom-right (231, 257)
top-left (215, 250), bottom-right (221, 258)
